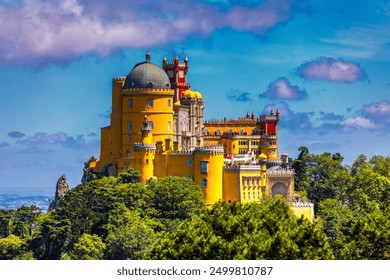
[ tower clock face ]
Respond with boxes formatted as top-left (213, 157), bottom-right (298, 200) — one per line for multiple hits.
top-left (178, 71), bottom-right (184, 78)
top-left (167, 71), bottom-right (174, 78)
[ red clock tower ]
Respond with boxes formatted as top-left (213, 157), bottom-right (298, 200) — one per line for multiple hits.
top-left (163, 55), bottom-right (190, 102)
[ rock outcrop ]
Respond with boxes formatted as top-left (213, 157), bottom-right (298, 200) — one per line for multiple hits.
top-left (48, 174), bottom-right (69, 211)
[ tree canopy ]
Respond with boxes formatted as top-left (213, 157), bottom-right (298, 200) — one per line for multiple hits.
top-left (147, 199), bottom-right (334, 260)
top-left (1, 155), bottom-right (389, 260)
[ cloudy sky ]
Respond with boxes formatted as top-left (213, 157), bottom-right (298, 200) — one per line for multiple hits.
top-left (0, 0), bottom-right (389, 195)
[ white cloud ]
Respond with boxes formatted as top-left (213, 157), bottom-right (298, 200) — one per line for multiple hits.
top-left (297, 57), bottom-right (367, 82)
top-left (0, 0), bottom-right (302, 66)
top-left (260, 77), bottom-right (307, 100)
top-left (342, 117), bottom-right (376, 129)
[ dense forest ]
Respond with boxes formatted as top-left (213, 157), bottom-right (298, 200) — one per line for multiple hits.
top-left (0, 148), bottom-right (389, 260)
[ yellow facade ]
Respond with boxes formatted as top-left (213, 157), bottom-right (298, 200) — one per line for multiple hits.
top-left (92, 52), bottom-right (314, 221)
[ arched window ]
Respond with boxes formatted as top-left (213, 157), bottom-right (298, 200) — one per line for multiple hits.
top-left (272, 183), bottom-right (288, 198)
top-left (168, 99), bottom-right (171, 108)
top-left (168, 121), bottom-right (171, 130)
top-left (215, 129), bottom-right (221, 136)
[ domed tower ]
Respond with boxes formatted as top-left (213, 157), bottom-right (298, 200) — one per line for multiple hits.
top-left (96, 52), bottom-right (174, 175)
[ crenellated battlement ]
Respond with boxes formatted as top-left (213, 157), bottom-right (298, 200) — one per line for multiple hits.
top-left (134, 143), bottom-right (156, 151)
top-left (113, 76), bottom-right (126, 82)
top-left (194, 145), bottom-right (224, 154)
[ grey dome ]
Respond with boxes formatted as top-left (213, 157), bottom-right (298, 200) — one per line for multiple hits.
top-left (124, 61), bottom-right (171, 89)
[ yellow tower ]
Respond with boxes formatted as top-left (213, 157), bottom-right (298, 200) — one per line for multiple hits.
top-left (193, 145), bottom-right (224, 207)
top-left (96, 51), bottom-right (174, 175)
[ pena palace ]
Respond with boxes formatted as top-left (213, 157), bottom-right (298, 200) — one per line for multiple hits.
top-left (83, 52), bottom-right (314, 220)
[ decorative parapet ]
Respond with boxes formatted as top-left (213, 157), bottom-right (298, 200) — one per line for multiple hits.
top-left (290, 201), bottom-right (314, 208)
top-left (134, 143), bottom-right (156, 151)
top-left (266, 169), bottom-right (295, 176)
top-left (170, 150), bottom-right (193, 155)
top-left (204, 119), bottom-right (257, 125)
top-left (260, 115), bottom-right (279, 121)
top-left (122, 88), bottom-right (174, 96)
top-left (194, 145), bottom-right (224, 154)
top-left (224, 164), bottom-right (261, 172)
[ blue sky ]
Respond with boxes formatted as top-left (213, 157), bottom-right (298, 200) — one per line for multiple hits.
top-left (0, 0), bottom-right (389, 195)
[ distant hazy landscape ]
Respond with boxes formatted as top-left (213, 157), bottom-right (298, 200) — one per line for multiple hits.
top-left (0, 194), bottom-right (52, 211)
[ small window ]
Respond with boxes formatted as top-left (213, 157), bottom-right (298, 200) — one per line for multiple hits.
top-left (187, 158), bottom-right (193, 167)
top-left (202, 178), bottom-right (208, 188)
top-left (124, 162), bottom-right (129, 166)
top-left (200, 161), bottom-right (208, 174)
top-left (187, 174), bottom-right (192, 180)
top-left (148, 121), bottom-right (154, 129)
top-left (128, 121), bottom-right (132, 130)
top-left (147, 98), bottom-right (154, 108)
top-left (128, 135), bottom-right (132, 142)
top-left (146, 159), bottom-right (149, 165)
top-left (128, 98), bottom-right (133, 108)
top-left (168, 99), bottom-right (171, 108)
top-left (168, 121), bottom-right (171, 130)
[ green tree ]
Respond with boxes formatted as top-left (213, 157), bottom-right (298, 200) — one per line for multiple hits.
top-left (0, 234), bottom-right (35, 260)
top-left (118, 167), bottom-right (141, 184)
top-left (292, 150), bottom-right (352, 213)
top-left (11, 205), bottom-right (43, 237)
top-left (63, 233), bottom-right (106, 260)
top-left (291, 146), bottom-right (311, 192)
top-left (29, 212), bottom-right (71, 260)
top-left (348, 155), bottom-right (390, 213)
top-left (104, 204), bottom-right (156, 259)
top-left (0, 210), bottom-right (14, 238)
top-left (148, 199), bottom-right (334, 260)
top-left (56, 176), bottom-right (121, 241)
top-left (147, 177), bottom-right (206, 231)
top-left (317, 199), bottom-right (354, 259)
top-left (341, 206), bottom-right (390, 259)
